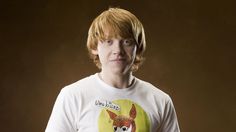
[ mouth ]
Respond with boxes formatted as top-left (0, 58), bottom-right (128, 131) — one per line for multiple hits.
top-left (110, 58), bottom-right (127, 65)
top-left (111, 58), bottom-right (126, 62)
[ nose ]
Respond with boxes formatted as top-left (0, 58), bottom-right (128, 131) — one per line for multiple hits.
top-left (112, 40), bottom-right (124, 54)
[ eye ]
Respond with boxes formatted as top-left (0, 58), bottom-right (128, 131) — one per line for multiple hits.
top-left (121, 126), bottom-right (128, 131)
top-left (123, 39), bottom-right (134, 46)
top-left (104, 39), bottom-right (113, 45)
top-left (113, 126), bottom-right (117, 131)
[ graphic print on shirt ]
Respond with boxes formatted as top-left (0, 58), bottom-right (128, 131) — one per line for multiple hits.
top-left (97, 99), bottom-right (150, 132)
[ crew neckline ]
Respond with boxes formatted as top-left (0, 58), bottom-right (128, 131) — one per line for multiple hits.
top-left (94, 73), bottom-right (137, 93)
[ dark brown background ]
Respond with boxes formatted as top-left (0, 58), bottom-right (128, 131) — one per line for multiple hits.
top-left (0, 0), bottom-right (235, 132)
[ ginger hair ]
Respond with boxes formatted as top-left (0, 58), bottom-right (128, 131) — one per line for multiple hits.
top-left (86, 7), bottom-right (146, 71)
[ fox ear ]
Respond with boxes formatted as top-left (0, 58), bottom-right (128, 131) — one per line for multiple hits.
top-left (106, 109), bottom-right (117, 120)
top-left (129, 104), bottom-right (136, 119)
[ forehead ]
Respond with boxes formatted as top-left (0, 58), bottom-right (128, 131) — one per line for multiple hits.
top-left (113, 116), bottom-right (132, 127)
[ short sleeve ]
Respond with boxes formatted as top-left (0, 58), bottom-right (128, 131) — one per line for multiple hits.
top-left (158, 97), bottom-right (180, 132)
top-left (45, 88), bottom-right (78, 132)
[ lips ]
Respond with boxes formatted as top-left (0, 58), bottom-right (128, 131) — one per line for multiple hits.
top-left (110, 58), bottom-right (126, 61)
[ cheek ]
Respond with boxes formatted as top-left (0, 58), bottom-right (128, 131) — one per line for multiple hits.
top-left (97, 48), bottom-right (107, 62)
top-left (97, 44), bottom-right (107, 53)
top-left (97, 46), bottom-right (104, 56)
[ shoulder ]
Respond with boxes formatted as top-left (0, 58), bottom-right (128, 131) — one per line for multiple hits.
top-left (135, 77), bottom-right (171, 101)
top-left (60, 74), bottom-right (97, 95)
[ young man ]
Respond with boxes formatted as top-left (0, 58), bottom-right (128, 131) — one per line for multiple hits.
top-left (46, 8), bottom-right (180, 132)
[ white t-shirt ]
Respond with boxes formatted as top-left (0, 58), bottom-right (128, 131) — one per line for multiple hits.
top-left (45, 73), bottom-right (180, 132)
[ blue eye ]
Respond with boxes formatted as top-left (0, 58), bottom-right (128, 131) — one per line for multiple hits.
top-left (123, 39), bottom-right (134, 46)
top-left (105, 39), bottom-right (113, 45)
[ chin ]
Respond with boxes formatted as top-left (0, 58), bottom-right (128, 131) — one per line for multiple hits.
top-left (111, 67), bottom-right (131, 75)
top-left (111, 69), bottom-right (125, 75)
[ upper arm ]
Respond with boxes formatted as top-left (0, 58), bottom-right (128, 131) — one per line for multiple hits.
top-left (157, 97), bottom-right (180, 132)
top-left (45, 88), bottom-right (78, 132)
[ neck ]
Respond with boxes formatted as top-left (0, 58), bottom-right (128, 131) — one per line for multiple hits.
top-left (99, 70), bottom-right (134, 89)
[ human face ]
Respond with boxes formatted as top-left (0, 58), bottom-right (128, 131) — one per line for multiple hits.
top-left (92, 33), bottom-right (137, 75)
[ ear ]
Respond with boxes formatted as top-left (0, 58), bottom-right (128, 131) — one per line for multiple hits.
top-left (129, 104), bottom-right (136, 119)
top-left (91, 49), bottom-right (98, 55)
top-left (106, 109), bottom-right (117, 120)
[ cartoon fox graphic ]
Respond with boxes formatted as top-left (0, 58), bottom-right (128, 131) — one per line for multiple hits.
top-left (106, 104), bottom-right (136, 132)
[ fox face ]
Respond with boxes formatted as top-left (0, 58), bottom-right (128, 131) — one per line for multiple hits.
top-left (107, 104), bottom-right (136, 132)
